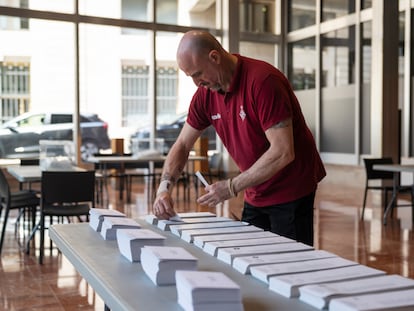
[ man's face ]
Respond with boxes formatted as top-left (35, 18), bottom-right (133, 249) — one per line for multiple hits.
top-left (179, 52), bottom-right (222, 92)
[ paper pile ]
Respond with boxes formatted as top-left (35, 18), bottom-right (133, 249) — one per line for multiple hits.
top-left (100, 217), bottom-right (141, 240)
top-left (89, 208), bottom-right (125, 232)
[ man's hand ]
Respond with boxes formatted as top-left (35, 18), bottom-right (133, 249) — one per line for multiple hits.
top-left (196, 179), bottom-right (234, 208)
top-left (153, 192), bottom-right (176, 219)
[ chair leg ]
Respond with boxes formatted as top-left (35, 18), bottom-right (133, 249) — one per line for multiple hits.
top-left (39, 214), bottom-right (44, 264)
top-left (361, 189), bottom-right (368, 220)
top-left (0, 207), bottom-right (10, 254)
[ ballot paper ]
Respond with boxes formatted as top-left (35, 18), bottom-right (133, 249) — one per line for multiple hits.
top-left (116, 228), bottom-right (166, 262)
top-left (157, 216), bottom-right (235, 231)
top-left (181, 225), bottom-right (264, 243)
top-left (100, 217), bottom-right (141, 240)
top-left (299, 274), bottom-right (414, 310)
top-left (89, 208), bottom-right (126, 232)
top-left (268, 264), bottom-right (386, 298)
top-left (233, 249), bottom-right (337, 274)
top-left (217, 242), bottom-right (313, 265)
top-left (175, 270), bottom-right (243, 311)
top-left (140, 246), bottom-right (198, 286)
top-left (170, 221), bottom-right (249, 237)
top-left (144, 212), bottom-right (216, 226)
top-left (329, 288), bottom-right (414, 311)
top-left (250, 256), bottom-right (358, 284)
top-left (203, 236), bottom-right (294, 256)
top-left (193, 231), bottom-right (278, 249)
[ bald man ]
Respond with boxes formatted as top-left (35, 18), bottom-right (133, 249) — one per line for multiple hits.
top-left (152, 30), bottom-right (325, 246)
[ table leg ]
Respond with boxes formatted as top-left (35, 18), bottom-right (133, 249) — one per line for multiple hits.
top-left (383, 172), bottom-right (398, 225)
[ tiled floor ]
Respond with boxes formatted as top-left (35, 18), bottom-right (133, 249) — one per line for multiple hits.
top-left (0, 166), bottom-right (413, 310)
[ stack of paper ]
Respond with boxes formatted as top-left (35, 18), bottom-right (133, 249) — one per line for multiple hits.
top-left (233, 249), bottom-right (336, 274)
top-left (181, 225), bottom-right (264, 243)
top-left (116, 228), bottom-right (166, 262)
top-left (203, 235), bottom-right (293, 256)
top-left (329, 288), bottom-right (414, 311)
top-left (89, 208), bottom-right (125, 232)
top-left (100, 217), bottom-right (141, 240)
top-left (268, 264), bottom-right (386, 298)
top-left (193, 231), bottom-right (278, 249)
top-left (144, 212), bottom-right (216, 226)
top-left (170, 221), bottom-right (248, 237)
top-left (299, 274), bottom-right (414, 309)
top-left (217, 242), bottom-right (313, 265)
top-left (250, 256), bottom-right (358, 284)
top-left (140, 246), bottom-right (198, 286)
top-left (158, 216), bottom-right (235, 231)
top-left (175, 270), bottom-right (243, 311)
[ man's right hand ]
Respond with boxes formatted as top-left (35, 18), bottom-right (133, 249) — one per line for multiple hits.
top-left (152, 192), bottom-right (176, 220)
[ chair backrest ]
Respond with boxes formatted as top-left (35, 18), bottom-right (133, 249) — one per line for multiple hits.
top-left (41, 171), bottom-right (95, 206)
top-left (363, 157), bottom-right (394, 180)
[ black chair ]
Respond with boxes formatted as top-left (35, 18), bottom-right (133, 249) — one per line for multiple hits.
top-left (0, 169), bottom-right (40, 254)
top-left (37, 170), bottom-right (95, 264)
top-left (361, 157), bottom-right (412, 220)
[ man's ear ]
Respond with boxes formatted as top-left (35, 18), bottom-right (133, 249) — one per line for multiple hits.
top-left (208, 50), bottom-right (220, 64)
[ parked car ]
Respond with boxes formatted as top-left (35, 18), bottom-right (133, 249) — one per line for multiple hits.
top-left (0, 112), bottom-right (111, 161)
top-left (131, 113), bottom-right (217, 154)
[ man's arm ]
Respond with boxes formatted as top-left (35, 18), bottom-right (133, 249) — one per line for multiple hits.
top-left (153, 122), bottom-right (202, 219)
top-left (197, 118), bottom-right (295, 208)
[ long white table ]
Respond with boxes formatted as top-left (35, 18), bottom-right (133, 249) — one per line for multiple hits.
top-left (373, 164), bottom-right (414, 224)
top-left (49, 220), bottom-right (316, 311)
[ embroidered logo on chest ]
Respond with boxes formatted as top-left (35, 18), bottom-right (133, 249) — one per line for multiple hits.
top-left (239, 105), bottom-right (246, 121)
top-left (211, 113), bottom-right (221, 120)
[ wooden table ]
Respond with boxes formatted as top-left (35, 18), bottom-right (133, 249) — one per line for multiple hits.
top-left (373, 164), bottom-right (414, 224)
top-left (49, 220), bottom-right (316, 311)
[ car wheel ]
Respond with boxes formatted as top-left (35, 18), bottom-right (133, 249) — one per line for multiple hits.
top-left (80, 140), bottom-right (99, 161)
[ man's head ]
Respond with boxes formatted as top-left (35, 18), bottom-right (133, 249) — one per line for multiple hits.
top-left (176, 30), bottom-right (236, 92)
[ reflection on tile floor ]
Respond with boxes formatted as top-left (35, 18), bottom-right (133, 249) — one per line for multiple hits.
top-left (0, 173), bottom-right (413, 310)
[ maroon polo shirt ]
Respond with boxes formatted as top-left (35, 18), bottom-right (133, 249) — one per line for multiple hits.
top-left (187, 54), bottom-right (326, 206)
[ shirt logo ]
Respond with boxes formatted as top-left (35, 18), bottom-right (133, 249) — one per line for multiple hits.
top-left (239, 105), bottom-right (246, 121)
top-left (211, 113), bottom-right (221, 120)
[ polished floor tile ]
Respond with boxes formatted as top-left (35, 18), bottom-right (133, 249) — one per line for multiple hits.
top-left (0, 166), bottom-right (413, 310)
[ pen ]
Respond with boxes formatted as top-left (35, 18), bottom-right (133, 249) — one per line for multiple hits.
top-left (195, 171), bottom-right (209, 187)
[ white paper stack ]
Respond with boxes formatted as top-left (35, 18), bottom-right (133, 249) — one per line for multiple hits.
top-left (144, 212), bottom-right (216, 226)
top-left (217, 242), bottom-right (313, 265)
top-left (181, 225), bottom-right (264, 243)
top-left (329, 288), bottom-right (414, 311)
top-left (170, 221), bottom-right (249, 237)
top-left (299, 274), bottom-right (414, 309)
top-left (158, 216), bottom-right (235, 231)
top-left (89, 208), bottom-right (126, 232)
top-left (233, 249), bottom-right (336, 274)
top-left (116, 228), bottom-right (166, 262)
top-left (140, 246), bottom-right (198, 286)
top-left (193, 231), bottom-right (278, 249)
top-left (250, 256), bottom-right (357, 284)
top-left (100, 217), bottom-right (141, 240)
top-left (175, 270), bottom-right (243, 311)
top-left (268, 264), bottom-right (386, 298)
top-left (204, 236), bottom-right (293, 256)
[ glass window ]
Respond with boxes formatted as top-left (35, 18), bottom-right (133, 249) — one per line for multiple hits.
top-left (288, 37), bottom-right (316, 136)
top-left (288, 37), bottom-right (316, 90)
top-left (288, 0), bottom-right (316, 32)
top-left (322, 0), bottom-right (355, 22)
top-left (240, 41), bottom-right (278, 67)
top-left (240, 0), bottom-right (275, 33)
top-left (0, 62), bottom-right (30, 123)
top-left (321, 26), bottom-right (355, 87)
top-left (156, 0), bottom-right (177, 24)
top-left (159, 1), bottom-right (216, 28)
top-left (320, 25), bottom-right (356, 154)
top-left (361, 0), bottom-right (372, 10)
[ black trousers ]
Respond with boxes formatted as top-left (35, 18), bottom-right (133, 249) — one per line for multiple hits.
top-left (241, 191), bottom-right (315, 246)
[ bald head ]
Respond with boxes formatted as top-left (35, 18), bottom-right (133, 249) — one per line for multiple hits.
top-left (176, 30), bottom-right (237, 92)
top-left (177, 30), bottom-right (224, 62)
